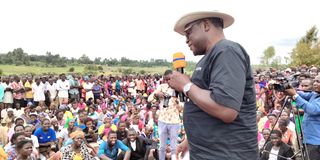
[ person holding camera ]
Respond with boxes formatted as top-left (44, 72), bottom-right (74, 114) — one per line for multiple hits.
top-left (147, 70), bottom-right (182, 160)
top-left (285, 75), bottom-right (320, 159)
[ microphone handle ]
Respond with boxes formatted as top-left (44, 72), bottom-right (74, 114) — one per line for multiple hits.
top-left (177, 67), bottom-right (184, 74)
top-left (176, 67), bottom-right (185, 102)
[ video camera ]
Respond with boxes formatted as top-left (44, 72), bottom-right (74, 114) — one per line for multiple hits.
top-left (268, 77), bottom-right (292, 92)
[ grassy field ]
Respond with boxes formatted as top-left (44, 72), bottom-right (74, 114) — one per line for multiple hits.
top-left (0, 64), bottom-right (171, 76)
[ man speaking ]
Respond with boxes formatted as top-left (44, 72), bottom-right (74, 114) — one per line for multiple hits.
top-left (167, 11), bottom-right (258, 159)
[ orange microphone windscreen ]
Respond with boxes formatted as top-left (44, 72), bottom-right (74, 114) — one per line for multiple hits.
top-left (173, 52), bottom-right (186, 69)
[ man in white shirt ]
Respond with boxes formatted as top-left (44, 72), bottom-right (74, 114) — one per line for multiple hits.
top-left (56, 74), bottom-right (70, 105)
top-left (32, 78), bottom-right (45, 106)
top-left (46, 78), bottom-right (58, 106)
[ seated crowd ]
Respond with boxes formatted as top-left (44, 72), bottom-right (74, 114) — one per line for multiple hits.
top-left (0, 64), bottom-right (318, 160)
top-left (0, 73), bottom-right (185, 160)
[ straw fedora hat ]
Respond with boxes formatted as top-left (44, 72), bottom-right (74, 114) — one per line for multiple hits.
top-left (174, 11), bottom-right (234, 35)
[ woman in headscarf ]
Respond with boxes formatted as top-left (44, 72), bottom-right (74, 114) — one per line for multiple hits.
top-left (61, 130), bottom-right (96, 160)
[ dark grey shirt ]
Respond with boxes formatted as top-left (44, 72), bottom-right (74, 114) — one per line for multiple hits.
top-left (184, 39), bottom-right (258, 160)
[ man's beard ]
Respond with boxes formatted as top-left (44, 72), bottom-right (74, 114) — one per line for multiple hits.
top-left (192, 42), bottom-right (207, 56)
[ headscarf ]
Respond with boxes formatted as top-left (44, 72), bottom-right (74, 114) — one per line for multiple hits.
top-left (70, 130), bottom-right (85, 139)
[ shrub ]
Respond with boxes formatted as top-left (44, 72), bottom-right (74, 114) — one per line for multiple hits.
top-left (139, 70), bottom-right (146, 75)
top-left (98, 66), bottom-right (103, 70)
top-left (69, 67), bottom-right (75, 72)
top-left (122, 68), bottom-right (133, 75)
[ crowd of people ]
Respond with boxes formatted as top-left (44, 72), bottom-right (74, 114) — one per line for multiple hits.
top-left (256, 65), bottom-right (320, 160)
top-left (0, 64), bottom-right (319, 160)
top-left (0, 73), bottom-right (185, 160)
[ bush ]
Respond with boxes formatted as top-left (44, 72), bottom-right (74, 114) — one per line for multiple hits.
top-left (139, 70), bottom-right (146, 75)
top-left (84, 65), bottom-right (98, 71)
top-left (69, 67), bottom-right (75, 72)
top-left (15, 61), bottom-right (23, 66)
top-left (122, 68), bottom-right (133, 75)
top-left (57, 64), bottom-right (66, 67)
top-left (98, 66), bottom-right (103, 71)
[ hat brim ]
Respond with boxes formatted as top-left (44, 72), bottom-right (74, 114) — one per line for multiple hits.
top-left (174, 11), bottom-right (234, 35)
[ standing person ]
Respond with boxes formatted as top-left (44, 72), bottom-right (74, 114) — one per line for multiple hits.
top-left (32, 78), bottom-right (46, 107)
top-left (46, 78), bottom-right (58, 107)
top-left (57, 74), bottom-right (70, 105)
top-left (2, 77), bottom-right (13, 108)
top-left (68, 74), bottom-right (80, 102)
top-left (285, 75), bottom-right (320, 159)
top-left (169, 11), bottom-right (258, 159)
top-left (11, 76), bottom-right (25, 108)
top-left (24, 76), bottom-right (34, 104)
top-left (0, 81), bottom-right (4, 120)
top-left (148, 70), bottom-right (181, 160)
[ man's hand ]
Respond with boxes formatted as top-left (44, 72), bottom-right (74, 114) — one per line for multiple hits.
top-left (167, 71), bottom-right (191, 92)
top-left (176, 139), bottom-right (188, 160)
top-left (285, 87), bottom-right (297, 97)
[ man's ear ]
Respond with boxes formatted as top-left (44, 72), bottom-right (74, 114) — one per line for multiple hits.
top-left (203, 20), bottom-right (211, 32)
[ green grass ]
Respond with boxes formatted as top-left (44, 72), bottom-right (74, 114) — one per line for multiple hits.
top-left (0, 64), bottom-right (170, 76)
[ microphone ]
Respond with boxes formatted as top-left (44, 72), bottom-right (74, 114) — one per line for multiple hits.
top-left (173, 52), bottom-right (186, 102)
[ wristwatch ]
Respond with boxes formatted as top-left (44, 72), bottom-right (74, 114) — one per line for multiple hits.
top-left (293, 94), bottom-right (299, 100)
top-left (183, 82), bottom-right (193, 96)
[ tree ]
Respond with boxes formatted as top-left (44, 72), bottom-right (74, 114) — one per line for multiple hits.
top-left (260, 46), bottom-right (275, 65)
top-left (78, 54), bottom-right (92, 64)
top-left (270, 56), bottom-right (282, 68)
top-left (94, 57), bottom-right (102, 64)
top-left (290, 26), bottom-right (320, 66)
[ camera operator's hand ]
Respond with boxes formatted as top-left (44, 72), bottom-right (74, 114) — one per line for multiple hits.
top-left (285, 88), bottom-right (297, 97)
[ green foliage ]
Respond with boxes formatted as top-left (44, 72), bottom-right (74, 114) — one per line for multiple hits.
top-left (0, 69), bottom-right (3, 75)
top-left (270, 56), bottom-right (282, 68)
top-left (122, 68), bottom-right (133, 75)
top-left (84, 65), bottom-right (99, 71)
top-left (15, 61), bottom-right (23, 66)
top-left (139, 70), bottom-right (146, 75)
top-left (290, 26), bottom-right (320, 66)
top-left (57, 63), bottom-right (67, 67)
top-left (69, 67), bottom-right (75, 72)
top-left (98, 66), bottom-right (103, 71)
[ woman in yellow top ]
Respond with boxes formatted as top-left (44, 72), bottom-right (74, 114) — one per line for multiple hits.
top-left (61, 130), bottom-right (96, 160)
top-left (0, 145), bottom-right (7, 160)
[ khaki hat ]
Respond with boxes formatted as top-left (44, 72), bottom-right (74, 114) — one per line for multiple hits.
top-left (174, 11), bottom-right (234, 35)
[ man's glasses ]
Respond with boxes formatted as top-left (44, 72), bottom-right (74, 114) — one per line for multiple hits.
top-left (184, 20), bottom-right (202, 39)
